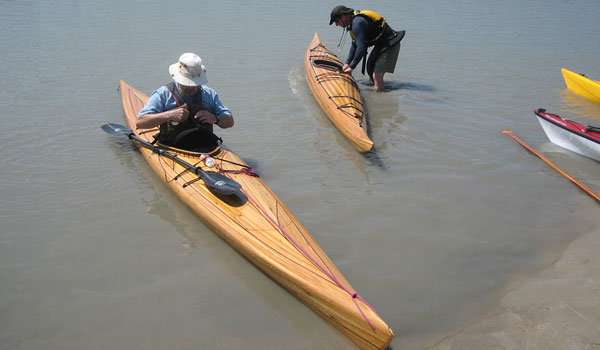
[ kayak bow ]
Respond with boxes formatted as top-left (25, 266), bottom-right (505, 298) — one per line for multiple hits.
top-left (534, 108), bottom-right (600, 162)
top-left (561, 68), bottom-right (600, 104)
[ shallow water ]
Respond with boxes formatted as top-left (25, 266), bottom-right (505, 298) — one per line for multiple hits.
top-left (2, 0), bottom-right (600, 349)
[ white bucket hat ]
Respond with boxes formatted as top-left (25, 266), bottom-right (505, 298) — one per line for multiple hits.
top-left (168, 53), bottom-right (208, 86)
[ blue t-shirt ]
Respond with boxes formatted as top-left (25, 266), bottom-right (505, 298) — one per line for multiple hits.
top-left (137, 85), bottom-right (232, 118)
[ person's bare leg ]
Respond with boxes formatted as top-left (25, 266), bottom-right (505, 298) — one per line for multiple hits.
top-left (373, 72), bottom-right (385, 92)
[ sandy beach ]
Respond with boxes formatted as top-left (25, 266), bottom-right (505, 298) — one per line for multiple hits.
top-left (430, 217), bottom-right (600, 349)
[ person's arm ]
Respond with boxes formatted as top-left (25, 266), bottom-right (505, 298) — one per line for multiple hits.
top-left (343, 41), bottom-right (358, 73)
top-left (345, 41), bottom-right (357, 66)
top-left (216, 114), bottom-right (234, 128)
top-left (348, 18), bottom-right (368, 69)
top-left (198, 88), bottom-right (234, 129)
top-left (136, 87), bottom-right (188, 129)
top-left (193, 110), bottom-right (234, 128)
top-left (137, 107), bottom-right (188, 129)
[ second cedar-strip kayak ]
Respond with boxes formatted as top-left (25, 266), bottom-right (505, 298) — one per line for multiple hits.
top-left (116, 80), bottom-right (394, 350)
top-left (304, 33), bottom-right (374, 152)
top-left (534, 108), bottom-right (600, 162)
top-left (561, 68), bottom-right (600, 104)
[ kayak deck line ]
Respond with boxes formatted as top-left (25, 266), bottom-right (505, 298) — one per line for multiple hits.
top-left (315, 70), bottom-right (357, 87)
top-left (309, 45), bottom-right (365, 124)
top-left (305, 33), bottom-right (373, 152)
top-left (313, 79), bottom-right (364, 115)
top-left (238, 185), bottom-right (380, 331)
top-left (310, 50), bottom-right (359, 84)
top-left (313, 70), bottom-right (365, 123)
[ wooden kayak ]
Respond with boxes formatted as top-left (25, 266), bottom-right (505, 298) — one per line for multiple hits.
top-left (534, 108), bottom-right (600, 162)
top-left (562, 68), bottom-right (600, 104)
top-left (304, 33), bottom-right (374, 152)
top-left (117, 80), bottom-right (394, 349)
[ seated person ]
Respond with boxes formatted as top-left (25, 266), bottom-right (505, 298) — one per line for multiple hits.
top-left (137, 52), bottom-right (234, 151)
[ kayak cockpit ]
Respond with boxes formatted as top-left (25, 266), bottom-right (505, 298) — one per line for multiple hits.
top-left (312, 59), bottom-right (343, 72)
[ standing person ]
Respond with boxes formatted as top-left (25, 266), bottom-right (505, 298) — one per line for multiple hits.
top-left (137, 53), bottom-right (234, 150)
top-left (329, 5), bottom-right (405, 91)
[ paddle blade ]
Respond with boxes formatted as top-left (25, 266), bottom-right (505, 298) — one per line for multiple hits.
top-left (201, 171), bottom-right (243, 195)
top-left (101, 123), bottom-right (133, 136)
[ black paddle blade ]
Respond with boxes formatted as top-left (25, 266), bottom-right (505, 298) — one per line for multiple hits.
top-left (101, 123), bottom-right (132, 135)
top-left (201, 171), bottom-right (243, 195)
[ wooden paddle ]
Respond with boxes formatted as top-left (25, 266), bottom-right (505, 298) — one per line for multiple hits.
top-left (501, 129), bottom-right (600, 203)
top-left (102, 123), bottom-right (243, 197)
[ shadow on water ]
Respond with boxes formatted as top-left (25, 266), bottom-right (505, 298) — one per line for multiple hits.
top-left (105, 131), bottom-right (137, 152)
top-left (356, 79), bottom-right (436, 93)
top-left (363, 115), bottom-right (386, 169)
top-left (387, 81), bottom-right (436, 92)
top-left (359, 82), bottom-right (413, 170)
top-left (363, 148), bottom-right (386, 168)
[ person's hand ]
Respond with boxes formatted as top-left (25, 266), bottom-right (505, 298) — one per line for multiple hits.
top-left (169, 107), bottom-right (189, 124)
top-left (194, 110), bottom-right (218, 124)
top-left (342, 64), bottom-right (353, 73)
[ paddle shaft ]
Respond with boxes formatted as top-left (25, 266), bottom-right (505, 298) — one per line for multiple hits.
top-left (102, 123), bottom-right (243, 196)
top-left (124, 131), bottom-right (209, 177)
top-left (501, 129), bottom-right (600, 203)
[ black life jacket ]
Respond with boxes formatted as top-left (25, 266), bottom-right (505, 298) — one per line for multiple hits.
top-left (156, 82), bottom-right (219, 150)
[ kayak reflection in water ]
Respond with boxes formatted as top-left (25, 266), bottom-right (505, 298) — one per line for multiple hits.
top-left (329, 5), bottom-right (405, 92)
top-left (136, 52), bottom-right (234, 150)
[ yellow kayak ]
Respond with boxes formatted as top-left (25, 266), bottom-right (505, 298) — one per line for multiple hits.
top-left (115, 80), bottom-right (394, 350)
top-left (304, 33), bottom-right (374, 152)
top-left (562, 67), bottom-right (600, 103)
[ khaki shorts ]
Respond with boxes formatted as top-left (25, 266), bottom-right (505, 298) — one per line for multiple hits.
top-left (374, 43), bottom-right (401, 73)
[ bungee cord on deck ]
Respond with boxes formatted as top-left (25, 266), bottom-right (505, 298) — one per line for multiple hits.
top-left (308, 45), bottom-right (365, 125)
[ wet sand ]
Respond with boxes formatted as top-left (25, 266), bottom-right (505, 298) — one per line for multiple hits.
top-left (430, 219), bottom-right (600, 349)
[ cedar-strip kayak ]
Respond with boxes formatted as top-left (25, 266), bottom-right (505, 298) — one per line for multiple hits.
top-left (304, 33), bottom-right (374, 152)
top-left (534, 108), bottom-right (600, 162)
top-left (561, 68), bottom-right (600, 104)
top-left (118, 80), bottom-right (394, 349)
